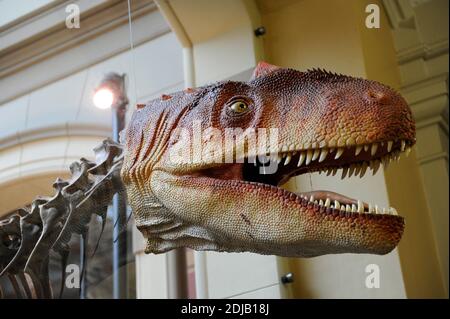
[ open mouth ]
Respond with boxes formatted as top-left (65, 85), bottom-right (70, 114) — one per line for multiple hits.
top-left (199, 138), bottom-right (414, 218)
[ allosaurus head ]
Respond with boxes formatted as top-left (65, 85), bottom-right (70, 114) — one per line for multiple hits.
top-left (122, 62), bottom-right (415, 257)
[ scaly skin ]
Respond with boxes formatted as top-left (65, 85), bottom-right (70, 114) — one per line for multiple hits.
top-left (122, 62), bottom-right (415, 257)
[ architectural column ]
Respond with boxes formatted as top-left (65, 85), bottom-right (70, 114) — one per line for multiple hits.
top-left (383, 0), bottom-right (448, 297)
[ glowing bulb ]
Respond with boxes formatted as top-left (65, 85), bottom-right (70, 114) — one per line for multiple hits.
top-left (93, 88), bottom-right (114, 109)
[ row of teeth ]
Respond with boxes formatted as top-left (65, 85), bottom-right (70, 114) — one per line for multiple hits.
top-left (276, 140), bottom-right (411, 167)
top-left (316, 153), bottom-right (401, 178)
top-left (300, 195), bottom-right (398, 216)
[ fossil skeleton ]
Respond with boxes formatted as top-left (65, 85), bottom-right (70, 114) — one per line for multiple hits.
top-left (0, 139), bottom-right (124, 298)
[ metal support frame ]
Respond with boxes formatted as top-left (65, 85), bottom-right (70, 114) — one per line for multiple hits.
top-left (95, 73), bottom-right (129, 299)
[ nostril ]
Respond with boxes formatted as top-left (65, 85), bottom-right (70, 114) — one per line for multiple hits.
top-left (365, 90), bottom-right (388, 103)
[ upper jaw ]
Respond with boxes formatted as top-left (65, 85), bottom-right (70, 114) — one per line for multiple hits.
top-left (190, 137), bottom-right (415, 219)
top-left (243, 137), bottom-right (414, 185)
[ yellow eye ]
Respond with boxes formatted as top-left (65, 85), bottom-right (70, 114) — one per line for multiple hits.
top-left (229, 100), bottom-right (249, 114)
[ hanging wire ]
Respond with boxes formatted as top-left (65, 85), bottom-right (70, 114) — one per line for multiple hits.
top-left (110, 0), bottom-right (138, 242)
top-left (127, 0), bottom-right (139, 106)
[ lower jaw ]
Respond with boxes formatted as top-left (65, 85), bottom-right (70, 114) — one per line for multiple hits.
top-left (149, 171), bottom-right (405, 257)
top-left (292, 189), bottom-right (398, 216)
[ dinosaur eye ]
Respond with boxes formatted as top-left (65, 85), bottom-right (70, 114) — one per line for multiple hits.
top-left (229, 100), bottom-right (249, 114)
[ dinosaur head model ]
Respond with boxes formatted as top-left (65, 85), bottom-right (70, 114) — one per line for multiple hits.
top-left (0, 62), bottom-right (415, 297)
top-left (122, 62), bottom-right (415, 257)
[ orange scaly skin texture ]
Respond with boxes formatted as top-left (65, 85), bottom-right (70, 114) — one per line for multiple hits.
top-left (122, 62), bottom-right (415, 257)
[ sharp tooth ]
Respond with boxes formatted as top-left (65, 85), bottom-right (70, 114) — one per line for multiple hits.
top-left (309, 195), bottom-right (314, 202)
top-left (382, 156), bottom-right (390, 170)
top-left (334, 148), bottom-right (344, 159)
top-left (354, 164), bottom-right (361, 176)
top-left (319, 149), bottom-right (328, 162)
top-left (306, 149), bottom-right (313, 165)
top-left (375, 205), bottom-right (380, 214)
top-left (334, 200), bottom-right (340, 209)
top-left (405, 147), bottom-right (411, 157)
top-left (387, 140), bottom-right (393, 152)
top-left (332, 167), bottom-right (338, 176)
top-left (319, 199), bottom-right (324, 206)
top-left (312, 149), bottom-right (320, 161)
top-left (348, 165), bottom-right (355, 177)
top-left (383, 208), bottom-right (388, 215)
top-left (329, 147), bottom-right (335, 153)
top-left (284, 153), bottom-right (292, 165)
top-left (341, 167), bottom-right (348, 179)
top-left (355, 145), bottom-right (363, 156)
top-left (371, 160), bottom-right (381, 175)
top-left (357, 200), bottom-right (364, 213)
top-left (325, 198), bottom-right (330, 207)
top-left (368, 203), bottom-right (373, 214)
top-left (364, 145), bottom-right (369, 152)
top-left (371, 143), bottom-right (378, 156)
top-left (340, 206), bottom-right (345, 211)
top-left (351, 204), bottom-right (357, 213)
top-left (389, 207), bottom-right (398, 215)
top-left (326, 168), bottom-right (332, 176)
top-left (401, 140), bottom-right (406, 151)
top-left (314, 200), bottom-right (318, 205)
top-left (346, 205), bottom-right (351, 212)
top-left (297, 152), bottom-right (305, 166)
top-left (359, 162), bottom-right (368, 177)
